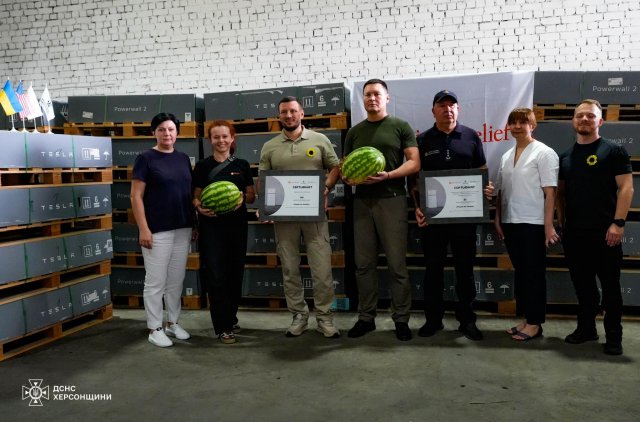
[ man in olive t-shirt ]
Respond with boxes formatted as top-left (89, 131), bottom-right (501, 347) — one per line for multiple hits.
top-left (343, 79), bottom-right (420, 341)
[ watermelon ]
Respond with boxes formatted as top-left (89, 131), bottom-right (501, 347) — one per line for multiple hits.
top-left (200, 181), bottom-right (242, 214)
top-left (341, 146), bottom-right (386, 184)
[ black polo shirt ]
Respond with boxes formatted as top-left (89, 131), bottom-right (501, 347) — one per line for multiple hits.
top-left (417, 123), bottom-right (486, 170)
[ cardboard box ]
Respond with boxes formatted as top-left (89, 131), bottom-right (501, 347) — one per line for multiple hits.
top-left (327, 182), bottom-right (345, 207)
top-left (23, 288), bottom-right (73, 332)
top-left (110, 267), bottom-right (201, 296)
top-left (232, 133), bottom-right (274, 164)
top-left (599, 122), bottom-right (640, 156)
top-left (73, 184), bottom-right (113, 218)
top-left (24, 237), bottom-right (67, 278)
top-left (622, 221), bottom-right (640, 256)
top-left (533, 122), bottom-right (575, 155)
top-left (64, 230), bottom-right (113, 268)
top-left (25, 132), bottom-right (74, 168)
top-left (112, 223), bottom-right (141, 252)
top-left (29, 186), bottom-right (76, 222)
top-left (69, 275), bottom-right (111, 316)
top-left (0, 130), bottom-right (27, 168)
top-left (238, 86), bottom-right (299, 120)
top-left (533, 71), bottom-right (584, 104)
top-left (548, 270), bottom-right (640, 306)
top-left (634, 175), bottom-right (640, 209)
top-left (298, 83), bottom-right (350, 115)
top-left (0, 243), bottom-right (27, 285)
top-left (377, 268), bottom-right (424, 300)
top-left (0, 300), bottom-right (26, 342)
top-left (0, 188), bottom-right (30, 227)
top-left (68, 96), bottom-right (107, 123)
top-left (242, 267), bottom-right (345, 297)
top-left (111, 182), bottom-right (132, 209)
top-left (393, 268), bottom-right (515, 301)
top-left (72, 136), bottom-right (113, 168)
top-left (105, 95), bottom-right (162, 122)
top-left (476, 223), bottom-right (508, 254)
top-left (246, 222), bottom-right (344, 253)
top-left (160, 94), bottom-right (204, 123)
top-left (582, 72), bottom-right (640, 104)
top-left (112, 138), bottom-right (199, 167)
top-left (204, 91), bottom-right (243, 120)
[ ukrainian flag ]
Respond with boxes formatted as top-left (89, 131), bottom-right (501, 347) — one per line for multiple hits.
top-left (0, 79), bottom-right (23, 115)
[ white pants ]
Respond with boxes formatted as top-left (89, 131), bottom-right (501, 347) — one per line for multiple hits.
top-left (142, 228), bottom-right (191, 330)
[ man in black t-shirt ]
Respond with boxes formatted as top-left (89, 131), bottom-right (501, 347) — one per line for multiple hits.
top-left (558, 99), bottom-right (633, 356)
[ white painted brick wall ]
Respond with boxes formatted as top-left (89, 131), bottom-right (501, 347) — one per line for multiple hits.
top-left (0, 0), bottom-right (639, 99)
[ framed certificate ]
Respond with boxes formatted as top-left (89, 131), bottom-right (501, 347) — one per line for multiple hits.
top-left (258, 170), bottom-right (326, 221)
top-left (418, 168), bottom-right (490, 224)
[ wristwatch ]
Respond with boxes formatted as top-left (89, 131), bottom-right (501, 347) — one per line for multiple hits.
top-left (613, 219), bottom-right (626, 227)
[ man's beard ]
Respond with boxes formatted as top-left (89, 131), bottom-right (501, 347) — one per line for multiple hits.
top-left (282, 122), bottom-right (300, 131)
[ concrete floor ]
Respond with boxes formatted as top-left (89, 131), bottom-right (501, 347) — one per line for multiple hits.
top-left (1, 309), bottom-right (639, 421)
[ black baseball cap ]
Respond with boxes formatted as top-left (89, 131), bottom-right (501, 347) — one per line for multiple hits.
top-left (433, 90), bottom-right (458, 105)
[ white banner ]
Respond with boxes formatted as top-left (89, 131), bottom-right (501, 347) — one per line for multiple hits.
top-left (350, 71), bottom-right (535, 182)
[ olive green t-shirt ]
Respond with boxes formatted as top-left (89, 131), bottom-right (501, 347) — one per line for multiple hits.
top-left (259, 127), bottom-right (340, 171)
top-left (344, 115), bottom-right (417, 198)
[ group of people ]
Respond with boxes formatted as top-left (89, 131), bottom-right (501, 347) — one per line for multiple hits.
top-left (131, 79), bottom-right (633, 356)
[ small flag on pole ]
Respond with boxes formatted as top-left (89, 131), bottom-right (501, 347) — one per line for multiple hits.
top-left (16, 81), bottom-right (33, 119)
top-left (39, 85), bottom-right (55, 121)
top-left (26, 84), bottom-right (43, 120)
top-left (0, 79), bottom-right (24, 116)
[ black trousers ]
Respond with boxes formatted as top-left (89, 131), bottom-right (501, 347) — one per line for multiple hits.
top-left (421, 223), bottom-right (477, 325)
top-left (562, 228), bottom-right (623, 341)
top-left (503, 223), bottom-right (547, 325)
top-left (199, 210), bottom-right (248, 335)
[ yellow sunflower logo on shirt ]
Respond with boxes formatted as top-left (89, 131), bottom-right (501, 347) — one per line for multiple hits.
top-left (586, 154), bottom-right (598, 166)
top-left (306, 148), bottom-right (317, 158)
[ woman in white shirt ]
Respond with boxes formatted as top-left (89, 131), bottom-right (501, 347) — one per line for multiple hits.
top-left (488, 108), bottom-right (560, 341)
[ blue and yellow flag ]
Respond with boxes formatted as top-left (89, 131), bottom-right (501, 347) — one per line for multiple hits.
top-left (0, 79), bottom-right (24, 115)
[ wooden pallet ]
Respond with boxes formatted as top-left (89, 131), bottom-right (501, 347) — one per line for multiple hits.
top-left (534, 103), bottom-right (640, 121)
top-left (63, 121), bottom-right (201, 138)
top-left (112, 166), bottom-right (134, 181)
top-left (0, 168), bottom-right (112, 186)
top-left (0, 214), bottom-right (112, 242)
top-left (205, 113), bottom-right (349, 135)
top-left (0, 260), bottom-right (111, 301)
top-left (112, 253), bottom-right (200, 270)
top-left (111, 295), bottom-right (202, 310)
top-left (0, 304), bottom-right (113, 362)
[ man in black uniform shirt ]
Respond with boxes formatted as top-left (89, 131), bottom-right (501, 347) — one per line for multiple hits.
top-left (411, 90), bottom-right (487, 341)
top-left (558, 99), bottom-right (633, 356)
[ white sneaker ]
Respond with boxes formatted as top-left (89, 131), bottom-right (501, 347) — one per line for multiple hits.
top-left (285, 313), bottom-right (308, 337)
top-left (148, 328), bottom-right (173, 347)
top-left (165, 323), bottom-right (191, 340)
top-left (317, 319), bottom-right (341, 338)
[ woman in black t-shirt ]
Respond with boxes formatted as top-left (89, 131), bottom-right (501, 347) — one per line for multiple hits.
top-left (193, 120), bottom-right (255, 344)
top-left (131, 113), bottom-right (194, 348)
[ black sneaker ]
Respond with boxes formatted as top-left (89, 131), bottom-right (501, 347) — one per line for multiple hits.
top-left (565, 328), bottom-right (599, 344)
top-left (603, 342), bottom-right (623, 356)
top-left (458, 322), bottom-right (483, 341)
top-left (394, 322), bottom-right (412, 341)
top-left (347, 320), bottom-right (376, 338)
top-left (418, 322), bottom-right (444, 338)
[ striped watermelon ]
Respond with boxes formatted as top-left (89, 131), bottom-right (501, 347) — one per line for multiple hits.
top-left (200, 181), bottom-right (242, 214)
top-left (341, 146), bottom-right (386, 184)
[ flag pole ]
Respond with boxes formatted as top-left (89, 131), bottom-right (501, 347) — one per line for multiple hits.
top-left (10, 114), bottom-right (17, 131)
